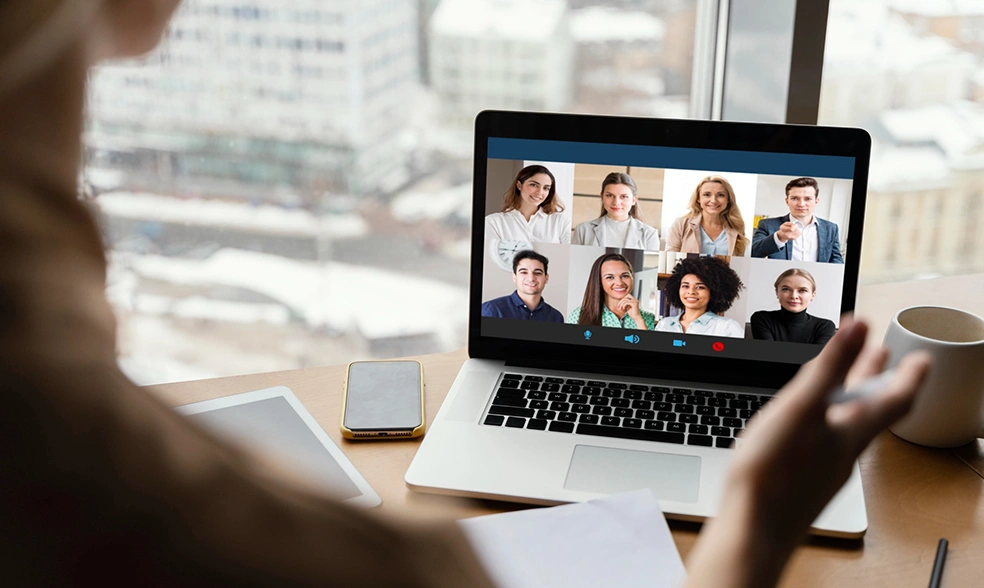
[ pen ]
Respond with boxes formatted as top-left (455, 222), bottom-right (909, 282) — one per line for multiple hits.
top-left (929, 537), bottom-right (948, 588)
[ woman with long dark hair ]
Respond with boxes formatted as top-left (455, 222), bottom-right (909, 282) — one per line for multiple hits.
top-left (571, 172), bottom-right (660, 249)
top-left (485, 164), bottom-right (571, 244)
top-left (566, 253), bottom-right (655, 330)
top-left (666, 175), bottom-right (749, 256)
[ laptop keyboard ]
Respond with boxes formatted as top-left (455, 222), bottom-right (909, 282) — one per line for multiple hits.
top-left (482, 373), bottom-right (771, 449)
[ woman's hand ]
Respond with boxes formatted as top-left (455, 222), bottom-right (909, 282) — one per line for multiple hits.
top-left (684, 319), bottom-right (931, 588)
top-left (616, 294), bottom-right (644, 327)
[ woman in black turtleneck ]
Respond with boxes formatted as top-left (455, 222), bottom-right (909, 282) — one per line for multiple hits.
top-left (750, 268), bottom-right (836, 345)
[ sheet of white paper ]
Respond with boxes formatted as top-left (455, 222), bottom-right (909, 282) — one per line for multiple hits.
top-left (459, 490), bottom-right (686, 588)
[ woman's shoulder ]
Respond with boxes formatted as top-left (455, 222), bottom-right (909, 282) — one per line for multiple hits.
top-left (566, 306), bottom-right (582, 323)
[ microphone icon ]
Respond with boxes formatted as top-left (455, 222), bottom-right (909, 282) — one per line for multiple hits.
top-left (584, 330), bottom-right (592, 340)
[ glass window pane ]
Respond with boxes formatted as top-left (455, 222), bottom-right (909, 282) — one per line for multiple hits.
top-left (819, 0), bottom-right (984, 284)
top-left (85, 0), bottom-right (701, 384)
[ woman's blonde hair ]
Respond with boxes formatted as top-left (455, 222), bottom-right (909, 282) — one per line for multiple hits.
top-left (686, 176), bottom-right (748, 256)
top-left (773, 268), bottom-right (817, 293)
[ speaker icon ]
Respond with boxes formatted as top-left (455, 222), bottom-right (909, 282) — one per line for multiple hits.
top-left (624, 334), bottom-right (640, 344)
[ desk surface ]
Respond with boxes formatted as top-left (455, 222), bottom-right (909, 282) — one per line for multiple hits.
top-left (153, 275), bottom-right (984, 587)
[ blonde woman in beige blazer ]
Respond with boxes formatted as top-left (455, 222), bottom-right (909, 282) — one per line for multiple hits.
top-left (666, 176), bottom-right (749, 256)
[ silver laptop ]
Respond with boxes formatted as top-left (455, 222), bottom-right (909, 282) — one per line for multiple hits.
top-left (406, 111), bottom-right (871, 538)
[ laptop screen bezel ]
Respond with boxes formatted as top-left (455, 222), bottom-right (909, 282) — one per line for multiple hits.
top-left (469, 110), bottom-right (871, 391)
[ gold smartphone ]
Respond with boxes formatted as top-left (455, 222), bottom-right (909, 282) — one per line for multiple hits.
top-left (341, 360), bottom-right (425, 439)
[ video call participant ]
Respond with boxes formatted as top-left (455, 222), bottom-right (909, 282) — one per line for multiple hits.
top-left (567, 253), bottom-right (656, 330)
top-left (571, 172), bottom-right (660, 249)
top-left (751, 268), bottom-right (836, 345)
top-left (485, 164), bottom-right (571, 244)
top-left (751, 177), bottom-right (844, 264)
top-left (655, 256), bottom-right (745, 337)
top-left (666, 175), bottom-right (749, 256)
top-left (481, 250), bottom-right (563, 322)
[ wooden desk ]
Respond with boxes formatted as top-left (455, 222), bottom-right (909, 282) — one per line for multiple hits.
top-left (152, 275), bottom-right (984, 587)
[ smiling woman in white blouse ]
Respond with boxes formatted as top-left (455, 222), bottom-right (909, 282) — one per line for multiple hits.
top-left (485, 165), bottom-right (571, 245)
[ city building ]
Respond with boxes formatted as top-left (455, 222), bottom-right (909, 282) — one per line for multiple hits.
top-left (427, 0), bottom-right (574, 126)
top-left (890, 0), bottom-right (984, 57)
top-left (86, 0), bottom-right (420, 203)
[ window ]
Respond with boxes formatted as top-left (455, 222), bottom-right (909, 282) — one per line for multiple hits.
top-left (85, 0), bottom-right (699, 384)
top-left (819, 0), bottom-right (984, 283)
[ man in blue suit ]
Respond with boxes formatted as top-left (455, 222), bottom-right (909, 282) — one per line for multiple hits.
top-left (751, 177), bottom-right (844, 264)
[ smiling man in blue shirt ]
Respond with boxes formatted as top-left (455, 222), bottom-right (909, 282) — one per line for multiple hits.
top-left (482, 250), bottom-right (564, 322)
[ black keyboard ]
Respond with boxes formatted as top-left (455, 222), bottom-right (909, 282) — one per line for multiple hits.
top-left (482, 373), bottom-right (771, 449)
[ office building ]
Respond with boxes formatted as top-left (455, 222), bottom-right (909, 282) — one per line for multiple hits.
top-left (86, 0), bottom-right (419, 202)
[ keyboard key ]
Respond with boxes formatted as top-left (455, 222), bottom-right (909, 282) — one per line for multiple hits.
top-left (558, 412), bottom-right (577, 422)
top-left (545, 377), bottom-right (564, 384)
top-left (548, 392), bottom-right (567, 402)
top-left (611, 398), bottom-right (631, 408)
top-left (679, 414), bottom-right (699, 424)
top-left (696, 406), bottom-right (715, 416)
top-left (636, 409), bottom-right (655, 420)
top-left (484, 415), bottom-right (504, 426)
top-left (528, 391), bottom-right (547, 400)
top-left (530, 400), bottom-right (549, 410)
top-left (643, 391), bottom-right (662, 401)
top-left (489, 405), bottom-right (535, 418)
top-left (566, 379), bottom-right (586, 385)
top-left (576, 424), bottom-right (685, 444)
top-left (689, 424), bottom-right (709, 435)
top-left (711, 426), bottom-right (731, 437)
top-left (688, 434), bottom-right (713, 447)
top-left (570, 394), bottom-right (588, 404)
top-left (589, 397), bottom-right (609, 406)
top-left (708, 397), bottom-right (727, 407)
top-left (718, 407), bottom-right (738, 418)
top-left (685, 396), bottom-right (706, 405)
top-left (666, 422), bottom-right (686, 433)
top-left (673, 388), bottom-right (693, 396)
top-left (654, 402), bottom-right (672, 412)
top-left (740, 409), bottom-right (753, 419)
top-left (631, 400), bottom-right (652, 410)
top-left (723, 417), bottom-right (743, 428)
top-left (701, 416), bottom-right (721, 426)
top-left (715, 437), bottom-right (735, 448)
top-left (496, 388), bottom-right (525, 398)
top-left (536, 410), bottom-right (557, 420)
top-left (652, 386), bottom-right (671, 394)
top-left (624, 390), bottom-right (642, 400)
top-left (666, 393), bottom-right (684, 403)
top-left (505, 417), bottom-right (526, 428)
top-left (587, 380), bottom-right (606, 387)
top-left (500, 379), bottom-right (520, 388)
top-left (657, 411), bottom-right (676, 422)
top-left (715, 391), bottom-right (735, 399)
top-left (629, 384), bottom-right (649, 391)
top-left (579, 414), bottom-right (600, 424)
top-left (562, 385), bottom-right (581, 394)
top-left (674, 404), bottom-right (694, 414)
top-left (542, 384), bottom-right (561, 393)
top-left (750, 401), bottom-right (765, 411)
top-left (550, 401), bottom-right (571, 412)
top-left (623, 418), bottom-right (642, 428)
top-left (609, 383), bottom-right (627, 389)
top-left (583, 386), bottom-right (602, 396)
top-left (521, 381), bottom-right (540, 390)
top-left (504, 374), bottom-right (523, 380)
top-left (694, 390), bottom-right (713, 397)
top-left (729, 399), bottom-right (749, 409)
top-left (591, 406), bottom-right (613, 416)
top-left (601, 416), bottom-right (620, 427)
top-left (525, 376), bottom-right (543, 382)
top-left (603, 388), bottom-right (622, 398)
top-left (614, 408), bottom-right (633, 418)
top-left (572, 404), bottom-right (591, 414)
top-left (738, 393), bottom-right (758, 401)
top-left (527, 419), bottom-right (548, 431)
top-left (492, 396), bottom-right (528, 408)
top-left (644, 420), bottom-right (664, 431)
top-left (549, 421), bottom-right (575, 433)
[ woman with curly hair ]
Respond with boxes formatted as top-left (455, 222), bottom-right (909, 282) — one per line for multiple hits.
top-left (656, 256), bottom-right (745, 337)
top-left (566, 252), bottom-right (656, 330)
top-left (666, 176), bottom-right (749, 256)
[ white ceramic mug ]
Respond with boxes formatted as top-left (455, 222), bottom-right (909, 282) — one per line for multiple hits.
top-left (886, 306), bottom-right (984, 448)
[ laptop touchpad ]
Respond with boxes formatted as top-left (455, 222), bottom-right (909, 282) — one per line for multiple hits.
top-left (565, 445), bottom-right (701, 503)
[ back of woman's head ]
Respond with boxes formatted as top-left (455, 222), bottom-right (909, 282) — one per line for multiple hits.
top-left (578, 252), bottom-right (632, 326)
top-left (502, 164), bottom-right (564, 214)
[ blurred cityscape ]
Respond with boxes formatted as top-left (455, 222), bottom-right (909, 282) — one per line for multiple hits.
top-left (84, 0), bottom-right (984, 383)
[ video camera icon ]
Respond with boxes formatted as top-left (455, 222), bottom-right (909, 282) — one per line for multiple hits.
top-left (673, 339), bottom-right (686, 347)
top-left (624, 334), bottom-right (640, 344)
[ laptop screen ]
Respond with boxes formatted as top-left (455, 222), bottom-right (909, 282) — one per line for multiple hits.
top-left (472, 114), bottom-right (869, 386)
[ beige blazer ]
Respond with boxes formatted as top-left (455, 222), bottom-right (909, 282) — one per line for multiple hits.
top-left (665, 215), bottom-right (742, 256)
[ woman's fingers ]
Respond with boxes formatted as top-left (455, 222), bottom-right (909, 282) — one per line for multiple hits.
top-left (785, 319), bottom-right (868, 414)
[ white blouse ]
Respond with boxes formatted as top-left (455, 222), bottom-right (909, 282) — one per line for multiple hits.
top-left (485, 209), bottom-right (571, 244)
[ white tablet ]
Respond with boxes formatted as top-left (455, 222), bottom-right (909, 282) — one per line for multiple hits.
top-left (176, 386), bottom-right (381, 508)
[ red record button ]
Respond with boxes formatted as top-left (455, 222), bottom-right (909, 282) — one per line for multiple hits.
top-left (712, 341), bottom-right (725, 352)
